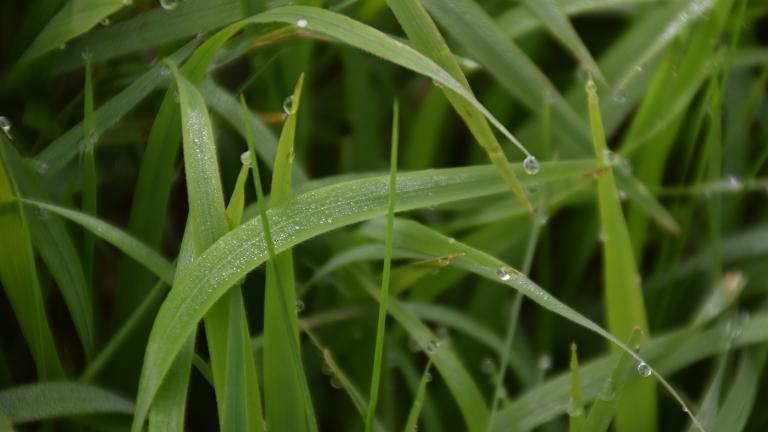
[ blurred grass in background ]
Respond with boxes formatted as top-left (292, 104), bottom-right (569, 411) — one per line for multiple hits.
top-left (1, 0), bottom-right (767, 431)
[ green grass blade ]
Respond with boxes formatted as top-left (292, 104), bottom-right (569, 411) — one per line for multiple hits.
top-left (581, 328), bottom-right (644, 432)
top-left (710, 347), bottom-right (768, 432)
top-left (255, 73), bottom-right (317, 432)
top-left (615, 169), bottom-right (680, 235)
top-left (365, 100), bottom-right (399, 432)
top-left (354, 271), bottom-right (489, 432)
top-left (149, 225), bottom-right (197, 432)
top-left (522, 0), bottom-right (605, 84)
top-left (0, 382), bottom-right (132, 424)
top-left (19, 199), bottom-right (175, 284)
top-left (81, 54), bottom-right (98, 337)
top-left (585, 76), bottom-right (656, 432)
top-left (0, 139), bottom-right (95, 361)
top-left (568, 343), bottom-right (585, 432)
top-left (164, 61), bottom-right (262, 432)
top-left (18, 0), bottom-right (124, 62)
top-left (55, 0), bottom-right (242, 72)
top-left (402, 361), bottom-right (433, 432)
top-left (34, 39), bottom-right (198, 175)
top-left (0, 408), bottom-right (13, 432)
top-left (420, 0), bottom-right (592, 155)
top-left (0, 140), bottom-right (65, 380)
top-left (226, 165), bottom-right (250, 229)
top-left (385, 0), bottom-right (532, 211)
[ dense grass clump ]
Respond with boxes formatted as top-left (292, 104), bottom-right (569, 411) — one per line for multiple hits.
top-left (1, 0), bottom-right (767, 431)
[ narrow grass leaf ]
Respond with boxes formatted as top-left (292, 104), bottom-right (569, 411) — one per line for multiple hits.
top-left (403, 361), bottom-right (433, 432)
top-left (81, 54), bottom-right (98, 333)
top-left (711, 348), bottom-right (768, 432)
top-left (385, 0), bottom-right (532, 211)
top-left (522, 0), bottom-right (605, 83)
top-left (19, 0), bottom-right (125, 62)
top-left (19, 199), bottom-right (175, 284)
top-left (0, 140), bottom-right (64, 380)
top-left (0, 382), bottom-right (133, 424)
top-left (365, 100), bottom-right (399, 432)
top-left (568, 343), bottom-right (585, 432)
top-left (585, 76), bottom-right (656, 432)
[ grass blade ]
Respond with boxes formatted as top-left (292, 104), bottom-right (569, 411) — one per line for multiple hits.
top-left (0, 138), bottom-right (64, 380)
top-left (365, 100), bottom-right (399, 432)
top-left (18, 0), bottom-right (124, 62)
top-left (522, 0), bottom-right (605, 84)
top-left (403, 361), bottom-right (433, 432)
top-left (585, 76), bottom-right (656, 432)
top-left (81, 54), bottom-right (98, 344)
top-left (568, 343), bottom-right (586, 432)
top-left (0, 382), bottom-right (133, 424)
top-left (385, 0), bottom-right (532, 211)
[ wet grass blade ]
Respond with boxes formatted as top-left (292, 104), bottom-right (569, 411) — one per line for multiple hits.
top-left (18, 0), bottom-right (125, 62)
top-left (0, 138), bottom-right (65, 380)
top-left (568, 343), bottom-right (586, 432)
top-left (365, 100), bottom-right (399, 432)
top-left (522, 0), bottom-right (605, 84)
top-left (255, 74), bottom-right (317, 432)
top-left (81, 54), bottom-right (98, 340)
top-left (581, 329), bottom-right (644, 432)
top-left (0, 382), bottom-right (133, 425)
top-left (585, 76), bottom-right (656, 432)
top-left (163, 61), bottom-right (262, 432)
top-left (385, 0), bottom-right (532, 211)
top-left (403, 361), bottom-right (433, 432)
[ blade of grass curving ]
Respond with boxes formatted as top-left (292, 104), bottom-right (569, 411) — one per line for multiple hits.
top-left (403, 361), bottom-right (433, 432)
top-left (522, 0), bottom-right (605, 84)
top-left (365, 100), bottom-right (399, 432)
top-left (581, 329), bottom-right (644, 432)
top-left (568, 343), bottom-right (585, 432)
top-left (420, 0), bottom-right (592, 155)
top-left (354, 270), bottom-right (489, 432)
top-left (149, 225), bottom-right (197, 432)
top-left (0, 382), bottom-right (133, 425)
top-left (19, 199), bottom-right (174, 284)
top-left (34, 39), bottom-right (199, 175)
top-left (165, 61), bottom-right (262, 432)
top-left (384, 0), bottom-right (532, 211)
top-left (685, 351), bottom-right (728, 432)
top-left (132, 159), bottom-right (704, 431)
top-left (710, 347), bottom-right (768, 431)
top-left (0, 141), bottom-right (64, 380)
top-left (82, 54), bottom-right (98, 331)
top-left (360, 217), bottom-right (703, 430)
top-left (0, 138), bottom-right (94, 361)
top-left (18, 0), bottom-right (125, 62)
top-left (615, 167), bottom-right (680, 235)
top-left (585, 76), bottom-right (656, 432)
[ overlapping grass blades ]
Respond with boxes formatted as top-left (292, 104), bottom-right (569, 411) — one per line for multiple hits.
top-left (585, 76), bottom-right (656, 432)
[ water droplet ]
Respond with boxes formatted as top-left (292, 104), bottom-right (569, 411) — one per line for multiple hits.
top-left (567, 398), bottom-right (584, 417)
top-left (81, 50), bottom-right (93, 62)
top-left (534, 207), bottom-right (549, 226)
top-left (585, 79), bottom-right (597, 93)
top-left (480, 358), bottom-right (496, 375)
top-left (56, 40), bottom-right (67, 50)
top-left (36, 161), bottom-right (49, 175)
top-left (35, 207), bottom-right (49, 219)
top-left (330, 376), bottom-right (342, 389)
top-left (724, 319), bottom-right (742, 339)
top-left (100, 17), bottom-right (111, 26)
top-left (602, 149), bottom-right (619, 166)
top-left (612, 87), bottom-right (626, 103)
top-left (425, 372), bottom-right (433, 383)
top-left (598, 379), bottom-right (615, 400)
top-left (635, 64), bottom-right (644, 73)
top-left (537, 353), bottom-right (553, 371)
top-left (160, 66), bottom-right (171, 77)
top-left (282, 95), bottom-right (294, 114)
top-left (425, 340), bottom-right (439, 354)
top-left (619, 190), bottom-right (628, 201)
top-left (496, 266), bottom-right (513, 281)
top-left (296, 299), bottom-right (305, 313)
top-left (122, 0), bottom-right (133, 5)
top-left (598, 229), bottom-right (607, 242)
top-left (727, 175), bottom-right (742, 191)
top-left (296, 18), bottom-right (308, 28)
top-left (636, 362), bottom-right (652, 377)
top-left (0, 116), bottom-right (11, 137)
top-left (240, 151), bottom-right (253, 166)
top-left (87, 132), bottom-right (99, 146)
top-left (160, 0), bottom-right (178, 10)
top-left (523, 155), bottom-right (540, 175)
